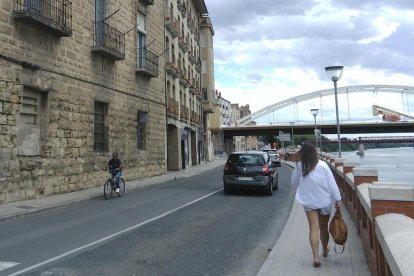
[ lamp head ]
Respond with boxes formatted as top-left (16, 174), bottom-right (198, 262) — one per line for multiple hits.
top-left (325, 65), bottom-right (344, 81)
top-left (310, 108), bottom-right (319, 117)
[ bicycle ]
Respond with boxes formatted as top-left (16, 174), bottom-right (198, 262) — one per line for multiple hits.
top-left (104, 170), bottom-right (125, 199)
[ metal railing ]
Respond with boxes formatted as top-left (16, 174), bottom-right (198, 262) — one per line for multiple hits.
top-left (13, 0), bottom-right (72, 36)
top-left (93, 21), bottom-right (125, 60)
top-left (136, 48), bottom-right (159, 78)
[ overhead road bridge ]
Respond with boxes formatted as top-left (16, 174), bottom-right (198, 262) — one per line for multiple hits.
top-left (218, 121), bottom-right (414, 140)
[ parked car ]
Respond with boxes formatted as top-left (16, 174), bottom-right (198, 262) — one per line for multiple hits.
top-left (223, 151), bottom-right (278, 195)
top-left (261, 149), bottom-right (282, 167)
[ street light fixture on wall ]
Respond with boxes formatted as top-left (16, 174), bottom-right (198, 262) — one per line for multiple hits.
top-left (325, 65), bottom-right (344, 157)
top-left (310, 109), bottom-right (319, 149)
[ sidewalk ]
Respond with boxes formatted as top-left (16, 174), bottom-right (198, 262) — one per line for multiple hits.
top-left (0, 159), bottom-right (371, 275)
top-left (257, 161), bottom-right (371, 276)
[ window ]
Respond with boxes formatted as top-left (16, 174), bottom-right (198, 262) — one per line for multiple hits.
top-left (94, 101), bottom-right (108, 152)
top-left (137, 11), bottom-right (147, 68)
top-left (95, 0), bottom-right (106, 44)
top-left (17, 89), bottom-right (46, 156)
top-left (137, 110), bottom-right (148, 150)
top-left (201, 60), bottom-right (207, 74)
top-left (202, 88), bottom-right (208, 101)
top-left (200, 32), bottom-right (206, 47)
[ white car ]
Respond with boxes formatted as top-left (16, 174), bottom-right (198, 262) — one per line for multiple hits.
top-left (261, 149), bottom-right (282, 167)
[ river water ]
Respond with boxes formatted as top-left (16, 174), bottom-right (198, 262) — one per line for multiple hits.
top-left (334, 147), bottom-right (414, 186)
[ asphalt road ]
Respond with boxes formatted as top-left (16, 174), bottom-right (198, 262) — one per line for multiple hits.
top-left (0, 164), bottom-right (295, 276)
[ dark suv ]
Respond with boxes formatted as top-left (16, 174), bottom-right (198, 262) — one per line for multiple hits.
top-left (223, 151), bottom-right (278, 195)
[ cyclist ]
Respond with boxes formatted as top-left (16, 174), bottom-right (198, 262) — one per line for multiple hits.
top-left (107, 152), bottom-right (123, 193)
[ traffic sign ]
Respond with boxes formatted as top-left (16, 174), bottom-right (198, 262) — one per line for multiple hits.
top-left (279, 133), bottom-right (291, 141)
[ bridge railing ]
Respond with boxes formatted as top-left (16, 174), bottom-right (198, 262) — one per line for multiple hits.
top-left (320, 154), bottom-right (414, 275)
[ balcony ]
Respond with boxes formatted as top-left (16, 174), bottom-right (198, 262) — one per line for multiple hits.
top-left (177, 0), bottom-right (186, 18)
top-left (190, 112), bottom-right (201, 124)
top-left (164, 7), bottom-right (179, 38)
top-left (188, 52), bottom-right (196, 64)
top-left (165, 62), bottom-right (180, 79)
top-left (178, 35), bottom-right (188, 53)
top-left (179, 76), bottom-right (189, 88)
top-left (195, 60), bottom-right (201, 73)
top-left (167, 98), bottom-right (179, 119)
top-left (203, 102), bottom-right (214, 113)
top-left (180, 105), bottom-right (189, 121)
top-left (136, 48), bottom-right (159, 78)
top-left (13, 0), bottom-right (72, 37)
top-left (92, 21), bottom-right (125, 60)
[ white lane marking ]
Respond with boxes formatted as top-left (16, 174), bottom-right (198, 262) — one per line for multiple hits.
top-left (0, 261), bottom-right (19, 271)
top-left (10, 188), bottom-right (223, 276)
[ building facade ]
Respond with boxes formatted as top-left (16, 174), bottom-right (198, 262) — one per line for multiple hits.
top-left (211, 90), bottom-right (230, 156)
top-left (0, 0), bottom-right (166, 203)
top-left (164, 0), bottom-right (209, 170)
top-left (199, 15), bottom-right (215, 161)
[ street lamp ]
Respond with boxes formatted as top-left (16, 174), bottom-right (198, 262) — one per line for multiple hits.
top-left (325, 65), bottom-right (344, 157)
top-left (290, 122), bottom-right (295, 147)
top-left (310, 108), bottom-right (319, 150)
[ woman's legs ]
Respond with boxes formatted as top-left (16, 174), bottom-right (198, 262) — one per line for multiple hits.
top-left (319, 213), bottom-right (330, 256)
top-left (305, 210), bottom-right (320, 264)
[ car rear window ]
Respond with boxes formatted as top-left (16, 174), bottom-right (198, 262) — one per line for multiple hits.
top-left (227, 154), bottom-right (265, 166)
top-left (263, 150), bottom-right (277, 154)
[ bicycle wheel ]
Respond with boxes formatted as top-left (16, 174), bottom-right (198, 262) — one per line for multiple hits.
top-left (117, 178), bottom-right (125, 197)
top-left (104, 180), bottom-right (113, 200)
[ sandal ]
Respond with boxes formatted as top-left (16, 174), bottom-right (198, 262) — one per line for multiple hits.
top-left (313, 259), bottom-right (321, 267)
top-left (323, 247), bottom-right (330, 257)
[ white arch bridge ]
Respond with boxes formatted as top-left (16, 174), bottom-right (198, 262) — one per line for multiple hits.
top-left (236, 84), bottom-right (414, 126)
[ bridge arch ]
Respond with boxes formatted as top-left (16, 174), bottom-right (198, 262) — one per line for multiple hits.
top-left (237, 84), bottom-right (414, 126)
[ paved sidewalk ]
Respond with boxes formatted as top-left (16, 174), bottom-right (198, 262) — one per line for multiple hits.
top-left (257, 162), bottom-right (371, 276)
top-left (0, 159), bottom-right (371, 275)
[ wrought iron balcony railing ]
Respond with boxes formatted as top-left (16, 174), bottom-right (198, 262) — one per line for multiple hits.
top-left (13, 0), bottom-right (72, 37)
top-left (136, 48), bottom-right (159, 78)
top-left (92, 21), bottom-right (125, 60)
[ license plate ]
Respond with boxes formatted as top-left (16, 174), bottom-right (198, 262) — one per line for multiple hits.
top-left (238, 177), bottom-right (253, 181)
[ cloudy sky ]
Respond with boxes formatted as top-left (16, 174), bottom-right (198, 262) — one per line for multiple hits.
top-left (204, 0), bottom-right (414, 124)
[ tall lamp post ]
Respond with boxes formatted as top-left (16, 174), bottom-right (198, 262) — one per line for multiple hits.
top-left (290, 122), bottom-right (295, 147)
top-left (325, 65), bottom-right (344, 157)
top-left (310, 109), bottom-right (319, 150)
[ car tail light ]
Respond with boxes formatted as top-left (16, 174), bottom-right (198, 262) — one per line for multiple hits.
top-left (262, 164), bottom-right (270, 175)
top-left (224, 164), bottom-right (229, 171)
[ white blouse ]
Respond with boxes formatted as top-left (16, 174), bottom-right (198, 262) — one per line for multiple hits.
top-left (291, 160), bottom-right (341, 209)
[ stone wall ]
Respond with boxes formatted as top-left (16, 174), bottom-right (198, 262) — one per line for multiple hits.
top-left (0, 1), bottom-right (167, 203)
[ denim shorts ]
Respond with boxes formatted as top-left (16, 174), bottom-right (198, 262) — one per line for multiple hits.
top-left (303, 205), bottom-right (331, 216)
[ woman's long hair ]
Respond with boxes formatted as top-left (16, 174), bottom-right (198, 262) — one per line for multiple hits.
top-left (297, 143), bottom-right (318, 177)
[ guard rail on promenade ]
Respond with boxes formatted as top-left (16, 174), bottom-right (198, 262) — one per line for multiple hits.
top-left (286, 153), bottom-right (414, 276)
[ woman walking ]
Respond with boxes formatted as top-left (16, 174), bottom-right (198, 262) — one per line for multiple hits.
top-left (291, 143), bottom-right (341, 267)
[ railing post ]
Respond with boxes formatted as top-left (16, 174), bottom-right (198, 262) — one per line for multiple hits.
top-left (369, 184), bottom-right (414, 276)
top-left (342, 161), bottom-right (360, 210)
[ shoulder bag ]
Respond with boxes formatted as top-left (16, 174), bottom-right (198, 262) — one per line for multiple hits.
top-left (329, 205), bottom-right (348, 253)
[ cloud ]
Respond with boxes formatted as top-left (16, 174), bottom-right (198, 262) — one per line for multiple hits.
top-left (205, 0), bottom-right (414, 119)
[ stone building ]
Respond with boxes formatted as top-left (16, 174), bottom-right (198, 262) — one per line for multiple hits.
top-left (199, 14), bottom-right (215, 161)
top-left (164, 0), bottom-right (208, 170)
top-left (0, 0), bottom-right (166, 203)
